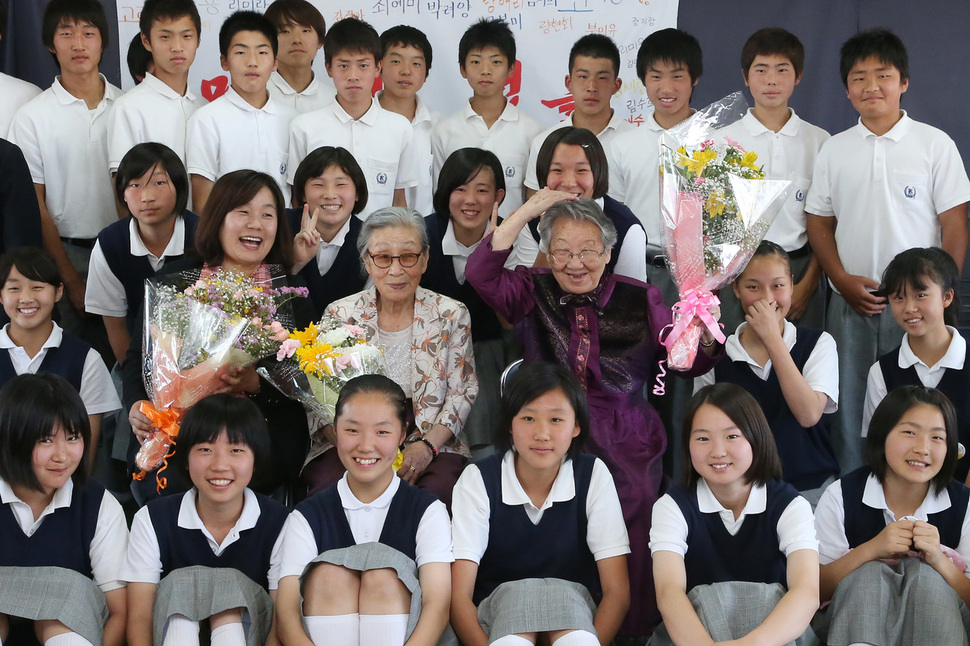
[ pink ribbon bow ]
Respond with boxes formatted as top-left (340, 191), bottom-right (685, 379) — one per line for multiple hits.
top-left (662, 288), bottom-right (726, 351)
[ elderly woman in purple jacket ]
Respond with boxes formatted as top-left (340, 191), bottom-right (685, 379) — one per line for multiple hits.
top-left (466, 191), bottom-right (722, 635)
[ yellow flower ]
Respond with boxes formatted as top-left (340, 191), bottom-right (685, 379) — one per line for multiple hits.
top-left (392, 450), bottom-right (404, 472)
top-left (741, 151), bottom-right (760, 170)
top-left (707, 190), bottom-right (727, 217)
top-left (678, 148), bottom-right (717, 175)
top-left (290, 322), bottom-right (319, 347)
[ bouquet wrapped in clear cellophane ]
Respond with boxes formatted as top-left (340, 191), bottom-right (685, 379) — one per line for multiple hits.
top-left (659, 91), bottom-right (794, 370)
top-left (135, 266), bottom-right (308, 489)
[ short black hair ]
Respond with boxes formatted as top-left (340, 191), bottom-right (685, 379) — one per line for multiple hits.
top-left (682, 383), bottom-right (783, 489)
top-left (381, 24), bottom-right (433, 74)
top-left (42, 0), bottom-right (109, 52)
top-left (127, 32), bottom-right (153, 84)
top-left (139, 0), bottom-right (201, 38)
top-left (334, 374), bottom-right (410, 435)
top-left (741, 27), bottom-right (804, 79)
top-left (459, 18), bottom-right (515, 67)
top-left (324, 17), bottom-right (381, 67)
top-left (839, 28), bottom-right (908, 89)
top-left (535, 127), bottom-right (609, 199)
top-left (635, 28), bottom-right (702, 84)
top-left (0, 374), bottom-right (91, 492)
top-left (433, 147), bottom-right (506, 218)
top-left (881, 247), bottom-right (961, 327)
top-left (494, 361), bottom-right (590, 460)
top-left (866, 386), bottom-right (958, 494)
top-left (264, 0), bottom-right (326, 43)
top-left (219, 10), bottom-right (278, 58)
top-left (172, 393), bottom-right (272, 490)
top-left (293, 146), bottom-right (368, 216)
top-left (0, 246), bottom-right (62, 288)
top-left (569, 33), bottom-right (620, 78)
top-left (735, 239), bottom-right (792, 283)
top-left (115, 142), bottom-right (190, 218)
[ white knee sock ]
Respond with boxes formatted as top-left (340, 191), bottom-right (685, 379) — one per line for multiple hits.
top-left (210, 622), bottom-right (247, 646)
top-left (305, 614), bottom-right (359, 646)
top-left (490, 636), bottom-right (535, 645)
top-left (162, 614), bottom-right (201, 646)
top-left (552, 630), bottom-right (600, 646)
top-left (359, 613), bottom-right (408, 646)
top-left (44, 634), bottom-right (94, 646)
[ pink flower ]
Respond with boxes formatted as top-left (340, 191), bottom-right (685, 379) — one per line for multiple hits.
top-left (277, 338), bottom-right (301, 361)
top-left (694, 177), bottom-right (706, 186)
top-left (233, 291), bottom-right (243, 300)
top-left (343, 324), bottom-right (366, 337)
top-left (702, 139), bottom-right (714, 148)
top-left (251, 316), bottom-right (262, 327)
top-left (725, 136), bottom-right (744, 150)
top-left (273, 328), bottom-right (289, 342)
top-left (270, 321), bottom-right (284, 333)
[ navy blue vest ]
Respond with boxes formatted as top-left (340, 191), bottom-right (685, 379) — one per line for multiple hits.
top-left (714, 328), bottom-right (839, 490)
top-left (285, 208), bottom-right (366, 320)
top-left (667, 479), bottom-right (798, 590)
top-left (147, 491), bottom-right (289, 589)
top-left (527, 196), bottom-right (640, 274)
top-left (97, 212), bottom-right (199, 336)
top-left (879, 344), bottom-right (970, 482)
top-left (0, 331), bottom-right (88, 393)
top-left (841, 467), bottom-right (970, 549)
top-left (422, 212), bottom-right (504, 343)
top-left (474, 453), bottom-right (601, 604)
top-left (296, 479), bottom-right (437, 560)
top-left (0, 479), bottom-right (104, 575)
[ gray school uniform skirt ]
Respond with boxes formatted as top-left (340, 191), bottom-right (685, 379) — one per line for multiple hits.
top-left (822, 558), bottom-right (970, 646)
top-left (300, 542), bottom-right (422, 640)
top-left (477, 578), bottom-right (597, 641)
top-left (648, 581), bottom-right (819, 646)
top-left (153, 565), bottom-right (273, 646)
top-left (0, 566), bottom-right (107, 646)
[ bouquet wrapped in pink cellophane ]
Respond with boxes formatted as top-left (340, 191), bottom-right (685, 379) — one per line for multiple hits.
top-left (134, 266), bottom-right (307, 490)
top-left (659, 92), bottom-right (794, 370)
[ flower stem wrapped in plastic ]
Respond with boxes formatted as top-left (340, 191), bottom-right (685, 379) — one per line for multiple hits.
top-left (659, 91), bottom-right (794, 369)
top-left (134, 266), bottom-right (308, 490)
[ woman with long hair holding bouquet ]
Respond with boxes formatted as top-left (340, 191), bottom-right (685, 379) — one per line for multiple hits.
top-left (123, 170), bottom-right (315, 503)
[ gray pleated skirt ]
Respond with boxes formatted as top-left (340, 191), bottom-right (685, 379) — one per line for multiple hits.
top-left (648, 581), bottom-right (819, 646)
top-left (477, 578), bottom-right (597, 642)
top-left (824, 558), bottom-right (970, 646)
top-left (300, 542), bottom-right (422, 640)
top-left (153, 566), bottom-right (273, 646)
top-left (0, 566), bottom-right (107, 646)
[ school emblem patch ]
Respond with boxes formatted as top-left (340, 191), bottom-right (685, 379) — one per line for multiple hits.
top-left (280, 163), bottom-right (286, 176)
top-left (904, 186), bottom-right (917, 198)
top-left (795, 190), bottom-right (804, 202)
top-left (377, 172), bottom-right (388, 185)
top-left (505, 166), bottom-right (515, 178)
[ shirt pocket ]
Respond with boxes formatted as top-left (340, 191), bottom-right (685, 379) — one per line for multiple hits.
top-left (891, 171), bottom-right (933, 217)
top-left (368, 158), bottom-right (398, 200)
top-left (501, 154), bottom-right (527, 190)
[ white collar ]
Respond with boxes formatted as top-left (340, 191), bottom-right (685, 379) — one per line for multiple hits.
top-left (269, 70), bottom-right (321, 96)
top-left (224, 85), bottom-right (278, 114)
top-left (128, 215), bottom-right (187, 259)
top-left (319, 216), bottom-right (352, 248)
top-left (898, 326), bottom-right (966, 371)
top-left (739, 107), bottom-right (802, 137)
top-left (51, 74), bottom-right (118, 109)
top-left (142, 72), bottom-right (196, 101)
top-left (463, 98), bottom-right (518, 124)
top-left (862, 472), bottom-right (951, 519)
top-left (441, 219), bottom-right (484, 258)
top-left (726, 320), bottom-right (798, 366)
top-left (696, 477), bottom-right (767, 516)
top-left (499, 450), bottom-right (576, 511)
top-left (177, 487), bottom-right (261, 533)
top-left (331, 96), bottom-right (381, 125)
top-left (0, 475), bottom-right (74, 510)
top-left (337, 471), bottom-right (400, 510)
top-left (0, 322), bottom-right (64, 352)
top-left (854, 110), bottom-right (912, 141)
top-left (568, 110), bottom-right (628, 136)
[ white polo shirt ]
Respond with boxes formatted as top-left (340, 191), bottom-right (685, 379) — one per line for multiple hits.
top-left (0, 323), bottom-right (121, 415)
top-left (186, 86), bottom-right (297, 204)
top-left (431, 100), bottom-right (544, 219)
top-left (718, 109), bottom-right (830, 251)
top-left (287, 98), bottom-right (418, 218)
top-left (861, 326), bottom-right (966, 435)
top-left (524, 110), bottom-right (634, 191)
top-left (605, 112), bottom-right (666, 245)
top-left (85, 215), bottom-right (190, 317)
top-left (0, 73), bottom-right (42, 137)
top-left (7, 75), bottom-right (122, 238)
top-left (268, 71), bottom-right (335, 114)
top-left (805, 112), bottom-right (970, 289)
top-left (107, 72), bottom-right (205, 172)
top-left (401, 94), bottom-right (441, 216)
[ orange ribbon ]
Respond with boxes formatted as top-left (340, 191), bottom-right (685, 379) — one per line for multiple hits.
top-left (131, 402), bottom-right (182, 492)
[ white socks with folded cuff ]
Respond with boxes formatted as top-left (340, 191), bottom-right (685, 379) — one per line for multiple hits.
top-left (44, 634), bottom-right (94, 646)
top-left (305, 613), bottom-right (409, 646)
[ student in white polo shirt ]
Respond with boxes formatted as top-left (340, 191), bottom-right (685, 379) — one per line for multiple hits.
top-left (7, 0), bottom-right (121, 344)
top-left (806, 29), bottom-right (970, 473)
top-left (287, 17), bottom-right (417, 218)
top-left (107, 0), bottom-right (203, 174)
top-left (524, 34), bottom-right (632, 199)
top-left (264, 0), bottom-right (336, 113)
top-left (186, 11), bottom-right (297, 213)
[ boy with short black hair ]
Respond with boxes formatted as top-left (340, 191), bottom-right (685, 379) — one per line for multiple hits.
top-left (431, 17), bottom-right (543, 218)
top-left (806, 28), bottom-right (970, 471)
top-left (108, 0), bottom-right (202, 173)
top-left (717, 27), bottom-right (830, 331)
top-left (379, 24), bottom-right (440, 214)
top-left (265, 0), bottom-right (335, 112)
top-left (186, 10), bottom-right (297, 212)
top-left (287, 17), bottom-right (417, 217)
top-left (0, 0), bottom-right (42, 135)
top-left (524, 33), bottom-right (631, 197)
top-left (606, 27), bottom-right (702, 305)
top-left (8, 0), bottom-right (122, 338)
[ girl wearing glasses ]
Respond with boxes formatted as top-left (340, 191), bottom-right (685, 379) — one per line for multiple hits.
top-left (302, 207), bottom-right (477, 509)
top-left (467, 197), bottom-right (722, 634)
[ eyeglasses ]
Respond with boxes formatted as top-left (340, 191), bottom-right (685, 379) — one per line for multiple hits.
top-left (367, 251), bottom-right (421, 268)
top-left (548, 248), bottom-right (607, 264)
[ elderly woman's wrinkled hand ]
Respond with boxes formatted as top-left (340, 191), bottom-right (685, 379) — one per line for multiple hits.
top-left (397, 440), bottom-right (434, 483)
top-left (520, 187), bottom-right (580, 220)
